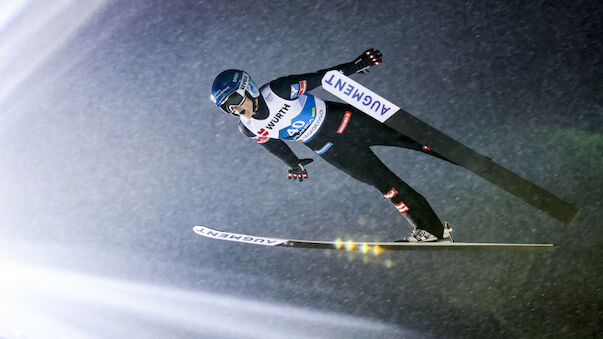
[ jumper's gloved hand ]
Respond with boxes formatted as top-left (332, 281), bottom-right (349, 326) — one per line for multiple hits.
top-left (352, 48), bottom-right (383, 74)
top-left (288, 159), bottom-right (313, 182)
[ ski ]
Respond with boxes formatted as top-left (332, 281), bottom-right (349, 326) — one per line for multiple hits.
top-left (193, 226), bottom-right (556, 252)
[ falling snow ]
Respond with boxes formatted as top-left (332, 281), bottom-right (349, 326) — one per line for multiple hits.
top-left (0, 0), bottom-right (601, 338)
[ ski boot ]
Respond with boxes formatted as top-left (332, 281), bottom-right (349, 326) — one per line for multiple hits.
top-left (400, 222), bottom-right (454, 242)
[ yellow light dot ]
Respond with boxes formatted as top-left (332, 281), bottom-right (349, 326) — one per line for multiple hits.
top-left (345, 240), bottom-right (355, 251)
top-left (335, 238), bottom-right (344, 250)
top-left (361, 243), bottom-right (370, 254)
top-left (373, 245), bottom-right (383, 256)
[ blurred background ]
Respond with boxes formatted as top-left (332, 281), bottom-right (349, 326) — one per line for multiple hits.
top-left (0, 0), bottom-right (601, 338)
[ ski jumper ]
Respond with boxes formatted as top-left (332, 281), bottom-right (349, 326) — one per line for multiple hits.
top-left (238, 63), bottom-right (455, 238)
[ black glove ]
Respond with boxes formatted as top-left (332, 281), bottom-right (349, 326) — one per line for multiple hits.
top-left (352, 48), bottom-right (383, 74)
top-left (288, 159), bottom-right (313, 182)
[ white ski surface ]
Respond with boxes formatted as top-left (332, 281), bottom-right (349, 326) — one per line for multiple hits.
top-left (193, 226), bottom-right (556, 251)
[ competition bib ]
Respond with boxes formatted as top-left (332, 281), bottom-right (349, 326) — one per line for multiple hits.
top-left (241, 85), bottom-right (326, 143)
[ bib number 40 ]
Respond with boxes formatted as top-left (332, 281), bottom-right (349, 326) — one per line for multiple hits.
top-left (287, 120), bottom-right (307, 136)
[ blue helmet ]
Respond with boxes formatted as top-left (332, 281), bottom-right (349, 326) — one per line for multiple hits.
top-left (210, 70), bottom-right (260, 115)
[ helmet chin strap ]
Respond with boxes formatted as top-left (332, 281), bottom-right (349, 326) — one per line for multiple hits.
top-left (245, 92), bottom-right (267, 119)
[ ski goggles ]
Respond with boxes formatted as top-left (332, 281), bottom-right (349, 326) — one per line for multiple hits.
top-left (219, 72), bottom-right (253, 115)
top-left (219, 90), bottom-right (246, 115)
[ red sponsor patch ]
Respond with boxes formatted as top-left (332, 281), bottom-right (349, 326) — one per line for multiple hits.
top-left (337, 111), bottom-right (352, 134)
top-left (298, 80), bottom-right (307, 96)
top-left (394, 201), bottom-right (410, 214)
top-left (422, 145), bottom-right (431, 151)
top-left (384, 188), bottom-right (398, 200)
top-left (257, 128), bottom-right (269, 137)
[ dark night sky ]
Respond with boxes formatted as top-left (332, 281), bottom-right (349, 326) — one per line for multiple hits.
top-left (0, 0), bottom-right (601, 338)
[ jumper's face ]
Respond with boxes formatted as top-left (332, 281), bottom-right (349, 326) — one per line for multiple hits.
top-left (231, 95), bottom-right (255, 119)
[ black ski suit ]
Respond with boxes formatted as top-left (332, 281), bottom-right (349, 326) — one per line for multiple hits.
top-left (238, 62), bottom-right (455, 238)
